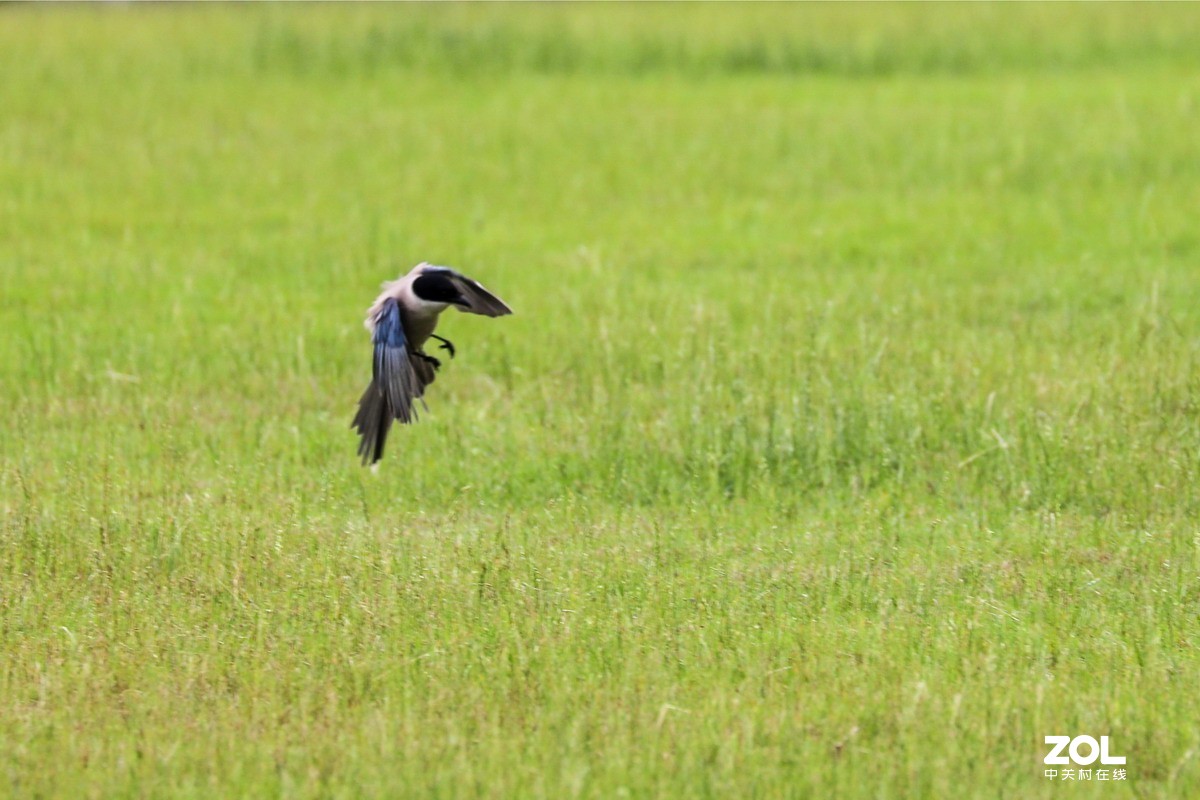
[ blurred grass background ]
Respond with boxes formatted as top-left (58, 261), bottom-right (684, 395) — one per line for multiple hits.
top-left (2, 3), bottom-right (1199, 797)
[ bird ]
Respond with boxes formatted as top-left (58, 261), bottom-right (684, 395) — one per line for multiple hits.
top-left (352, 263), bottom-right (513, 465)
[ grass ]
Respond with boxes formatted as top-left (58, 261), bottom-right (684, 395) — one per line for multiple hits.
top-left (2, 3), bottom-right (1199, 797)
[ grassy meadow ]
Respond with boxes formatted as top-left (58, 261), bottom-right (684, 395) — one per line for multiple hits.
top-left (3, 3), bottom-right (1200, 797)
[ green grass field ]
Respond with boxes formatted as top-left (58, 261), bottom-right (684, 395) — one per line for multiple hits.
top-left (3, 3), bottom-right (1200, 797)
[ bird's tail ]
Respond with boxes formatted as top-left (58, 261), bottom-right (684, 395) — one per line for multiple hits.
top-left (352, 353), bottom-right (435, 465)
top-left (352, 381), bottom-right (393, 465)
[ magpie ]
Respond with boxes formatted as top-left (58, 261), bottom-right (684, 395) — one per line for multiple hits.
top-left (352, 263), bottom-right (512, 464)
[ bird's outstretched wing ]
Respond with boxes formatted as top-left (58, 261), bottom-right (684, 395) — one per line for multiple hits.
top-left (440, 269), bottom-right (513, 317)
top-left (352, 297), bottom-right (433, 465)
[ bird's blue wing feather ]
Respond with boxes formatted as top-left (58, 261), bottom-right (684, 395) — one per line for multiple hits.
top-left (373, 297), bottom-right (420, 423)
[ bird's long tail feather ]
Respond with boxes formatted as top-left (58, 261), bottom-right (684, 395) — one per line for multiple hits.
top-left (352, 381), bottom-right (393, 465)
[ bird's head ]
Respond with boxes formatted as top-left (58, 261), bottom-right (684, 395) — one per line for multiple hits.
top-left (411, 265), bottom-right (469, 308)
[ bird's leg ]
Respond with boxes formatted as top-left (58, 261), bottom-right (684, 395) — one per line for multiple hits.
top-left (417, 352), bottom-right (442, 371)
top-left (429, 334), bottom-right (456, 359)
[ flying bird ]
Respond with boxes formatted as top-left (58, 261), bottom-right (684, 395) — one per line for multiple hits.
top-left (352, 263), bottom-right (512, 464)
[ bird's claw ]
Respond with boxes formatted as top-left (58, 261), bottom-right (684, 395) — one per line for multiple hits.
top-left (418, 353), bottom-right (442, 371)
top-left (430, 334), bottom-right (456, 359)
